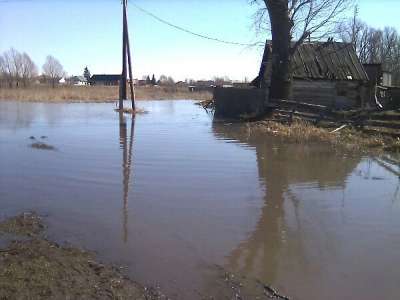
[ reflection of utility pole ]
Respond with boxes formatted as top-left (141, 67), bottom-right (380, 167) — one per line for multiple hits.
top-left (119, 113), bottom-right (135, 243)
top-left (119, 0), bottom-right (135, 110)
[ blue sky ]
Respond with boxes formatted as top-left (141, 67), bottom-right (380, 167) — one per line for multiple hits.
top-left (0, 0), bottom-right (399, 80)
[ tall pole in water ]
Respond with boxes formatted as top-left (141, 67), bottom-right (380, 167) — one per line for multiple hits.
top-left (124, 3), bottom-right (135, 110)
top-left (119, 0), bottom-right (128, 109)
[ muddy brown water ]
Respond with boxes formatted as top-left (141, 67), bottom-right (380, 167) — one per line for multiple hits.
top-left (1, 100), bottom-right (400, 299)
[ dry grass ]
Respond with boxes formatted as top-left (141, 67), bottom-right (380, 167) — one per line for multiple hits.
top-left (251, 119), bottom-right (400, 152)
top-left (0, 85), bottom-right (212, 102)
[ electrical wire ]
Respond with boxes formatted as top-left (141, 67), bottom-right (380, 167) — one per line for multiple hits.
top-left (130, 1), bottom-right (259, 47)
top-left (0, 0), bottom-right (261, 47)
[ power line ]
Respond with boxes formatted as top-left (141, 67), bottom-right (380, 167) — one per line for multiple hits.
top-left (130, 1), bottom-right (259, 47)
top-left (0, 0), bottom-right (262, 47)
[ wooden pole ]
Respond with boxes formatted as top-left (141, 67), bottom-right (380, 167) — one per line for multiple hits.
top-left (119, 0), bottom-right (128, 109)
top-left (124, 3), bottom-right (135, 110)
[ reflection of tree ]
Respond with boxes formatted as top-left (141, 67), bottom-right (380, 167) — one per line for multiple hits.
top-left (0, 102), bottom-right (37, 130)
top-left (212, 122), bottom-right (361, 285)
top-left (119, 113), bottom-right (135, 243)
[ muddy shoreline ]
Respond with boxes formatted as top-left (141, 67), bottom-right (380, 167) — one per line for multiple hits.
top-left (0, 213), bottom-right (287, 300)
top-left (0, 213), bottom-right (167, 299)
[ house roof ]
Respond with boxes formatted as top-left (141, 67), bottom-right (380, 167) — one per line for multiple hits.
top-left (91, 74), bottom-right (121, 81)
top-left (255, 41), bottom-right (369, 84)
top-left (291, 42), bottom-right (368, 81)
top-left (70, 76), bottom-right (87, 82)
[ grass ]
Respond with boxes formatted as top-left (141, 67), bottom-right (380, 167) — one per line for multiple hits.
top-left (250, 119), bottom-right (400, 153)
top-left (0, 85), bottom-right (212, 102)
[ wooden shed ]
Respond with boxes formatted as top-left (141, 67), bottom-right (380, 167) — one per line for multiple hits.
top-left (253, 41), bottom-right (370, 109)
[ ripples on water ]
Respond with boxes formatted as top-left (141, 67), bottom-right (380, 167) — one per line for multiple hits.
top-left (0, 100), bottom-right (400, 300)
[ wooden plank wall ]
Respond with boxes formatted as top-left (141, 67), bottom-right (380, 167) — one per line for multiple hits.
top-left (291, 80), bottom-right (362, 108)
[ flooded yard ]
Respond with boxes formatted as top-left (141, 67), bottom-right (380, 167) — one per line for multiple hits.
top-left (1, 100), bottom-right (400, 299)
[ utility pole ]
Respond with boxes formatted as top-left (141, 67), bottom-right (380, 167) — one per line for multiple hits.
top-left (124, 2), bottom-right (135, 110)
top-left (119, 0), bottom-right (128, 109)
top-left (119, 0), bottom-right (135, 110)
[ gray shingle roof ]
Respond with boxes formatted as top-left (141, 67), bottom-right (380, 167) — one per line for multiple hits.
top-left (291, 42), bottom-right (368, 81)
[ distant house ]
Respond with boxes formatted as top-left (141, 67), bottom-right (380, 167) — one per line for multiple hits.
top-left (137, 79), bottom-right (147, 86)
top-left (69, 76), bottom-right (88, 86)
top-left (175, 81), bottom-right (187, 88)
top-left (253, 41), bottom-right (370, 108)
top-left (363, 64), bottom-right (392, 87)
top-left (188, 80), bottom-right (215, 92)
top-left (90, 74), bottom-right (121, 86)
top-left (232, 82), bottom-right (249, 88)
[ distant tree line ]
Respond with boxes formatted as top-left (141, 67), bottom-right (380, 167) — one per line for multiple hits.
top-left (338, 7), bottom-right (400, 85)
top-left (0, 48), bottom-right (65, 88)
top-left (141, 74), bottom-right (176, 86)
top-left (142, 74), bottom-right (157, 85)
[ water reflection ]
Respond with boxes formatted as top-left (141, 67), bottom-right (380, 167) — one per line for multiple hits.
top-left (0, 101), bottom-right (37, 130)
top-left (1, 101), bottom-right (400, 300)
top-left (212, 122), bottom-right (362, 298)
top-left (118, 113), bottom-right (135, 243)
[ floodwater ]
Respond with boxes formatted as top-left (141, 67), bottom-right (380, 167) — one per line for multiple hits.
top-left (1, 100), bottom-right (400, 299)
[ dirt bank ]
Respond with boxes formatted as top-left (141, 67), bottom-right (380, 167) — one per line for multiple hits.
top-left (0, 86), bottom-right (212, 102)
top-left (0, 213), bottom-right (167, 299)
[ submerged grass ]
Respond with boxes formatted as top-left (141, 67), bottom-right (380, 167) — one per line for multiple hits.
top-left (0, 212), bottom-right (44, 236)
top-left (0, 86), bottom-right (212, 102)
top-left (0, 213), bottom-right (167, 299)
top-left (30, 142), bottom-right (56, 151)
top-left (250, 119), bottom-right (400, 153)
top-left (114, 107), bottom-right (148, 115)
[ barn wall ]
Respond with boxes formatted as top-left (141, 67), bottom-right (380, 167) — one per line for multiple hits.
top-left (214, 87), bottom-right (267, 119)
top-left (291, 80), bottom-right (364, 109)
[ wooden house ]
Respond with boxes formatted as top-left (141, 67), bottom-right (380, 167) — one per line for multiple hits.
top-left (252, 41), bottom-right (370, 109)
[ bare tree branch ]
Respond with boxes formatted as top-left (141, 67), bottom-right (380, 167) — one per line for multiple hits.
top-left (42, 55), bottom-right (65, 88)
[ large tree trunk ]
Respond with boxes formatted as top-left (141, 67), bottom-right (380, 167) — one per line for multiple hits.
top-left (264, 0), bottom-right (292, 100)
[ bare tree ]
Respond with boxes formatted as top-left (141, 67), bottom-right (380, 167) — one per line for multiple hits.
top-left (251, 0), bottom-right (351, 99)
top-left (337, 6), bottom-right (370, 62)
top-left (0, 55), bottom-right (6, 88)
top-left (42, 55), bottom-right (65, 88)
top-left (10, 48), bottom-right (23, 87)
top-left (2, 48), bottom-right (19, 88)
top-left (339, 9), bottom-right (400, 85)
top-left (21, 53), bottom-right (38, 87)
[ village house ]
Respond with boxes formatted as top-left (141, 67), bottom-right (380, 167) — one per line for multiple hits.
top-left (253, 41), bottom-right (370, 109)
top-left (363, 63), bottom-right (400, 108)
top-left (363, 64), bottom-right (392, 87)
top-left (188, 80), bottom-right (216, 92)
top-left (90, 74), bottom-right (121, 86)
top-left (214, 40), bottom-right (373, 119)
top-left (175, 81), bottom-right (187, 88)
top-left (58, 77), bottom-right (67, 85)
top-left (68, 76), bottom-right (88, 86)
